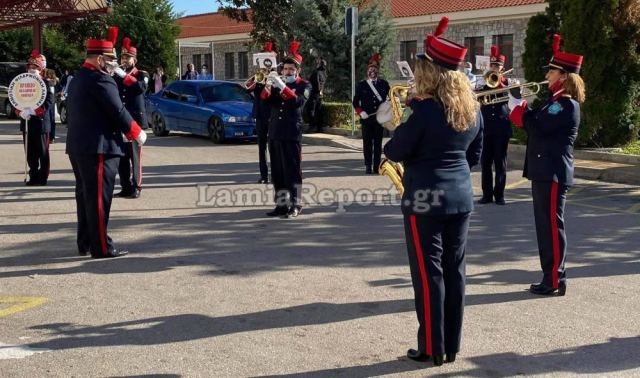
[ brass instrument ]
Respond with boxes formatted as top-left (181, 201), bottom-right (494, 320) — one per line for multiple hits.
top-left (243, 68), bottom-right (268, 89)
top-left (476, 80), bottom-right (548, 106)
top-left (483, 68), bottom-right (513, 89)
top-left (376, 83), bottom-right (414, 130)
top-left (379, 158), bottom-right (405, 196)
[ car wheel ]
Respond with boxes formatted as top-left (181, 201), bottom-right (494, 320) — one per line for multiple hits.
top-left (152, 112), bottom-right (169, 136)
top-left (59, 105), bottom-right (68, 124)
top-left (208, 118), bottom-right (224, 144)
top-left (4, 100), bottom-right (15, 119)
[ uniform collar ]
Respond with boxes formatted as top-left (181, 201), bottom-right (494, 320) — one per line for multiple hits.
top-left (82, 62), bottom-right (99, 71)
top-left (552, 89), bottom-right (567, 102)
top-left (128, 66), bottom-right (138, 75)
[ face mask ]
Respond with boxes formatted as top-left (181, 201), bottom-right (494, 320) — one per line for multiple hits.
top-left (28, 69), bottom-right (39, 75)
top-left (285, 75), bottom-right (296, 83)
top-left (41, 60), bottom-right (47, 69)
top-left (102, 59), bottom-right (118, 75)
top-left (464, 68), bottom-right (472, 75)
top-left (368, 70), bottom-right (378, 80)
top-left (201, 69), bottom-right (207, 75)
top-left (549, 78), bottom-right (565, 93)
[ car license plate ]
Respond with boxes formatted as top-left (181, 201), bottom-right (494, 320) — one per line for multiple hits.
top-left (235, 132), bottom-right (244, 136)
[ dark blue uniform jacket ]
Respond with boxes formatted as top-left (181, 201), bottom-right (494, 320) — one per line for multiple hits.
top-left (352, 79), bottom-right (390, 115)
top-left (384, 98), bottom-right (484, 215)
top-left (262, 77), bottom-right (310, 142)
top-left (114, 67), bottom-right (149, 129)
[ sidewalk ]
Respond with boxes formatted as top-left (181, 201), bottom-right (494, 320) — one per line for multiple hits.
top-left (303, 128), bottom-right (640, 185)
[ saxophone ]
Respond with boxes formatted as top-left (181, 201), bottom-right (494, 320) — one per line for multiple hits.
top-left (376, 84), bottom-right (413, 130)
top-left (379, 158), bottom-right (405, 196)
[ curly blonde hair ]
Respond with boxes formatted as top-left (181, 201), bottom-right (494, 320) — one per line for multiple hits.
top-left (414, 59), bottom-right (479, 132)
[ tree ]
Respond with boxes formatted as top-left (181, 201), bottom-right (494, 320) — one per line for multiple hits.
top-left (523, 0), bottom-right (640, 147)
top-left (219, 0), bottom-right (396, 100)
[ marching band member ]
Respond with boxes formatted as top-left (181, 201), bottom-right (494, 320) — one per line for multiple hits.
top-left (113, 37), bottom-right (149, 199)
top-left (478, 46), bottom-right (512, 205)
top-left (261, 40), bottom-right (311, 218)
top-left (65, 26), bottom-right (147, 258)
top-left (509, 34), bottom-right (585, 296)
top-left (353, 53), bottom-right (390, 174)
top-left (246, 41), bottom-right (275, 184)
top-left (16, 50), bottom-right (55, 186)
top-left (383, 16), bottom-right (483, 366)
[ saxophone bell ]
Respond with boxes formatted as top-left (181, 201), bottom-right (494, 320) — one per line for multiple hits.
top-left (379, 158), bottom-right (405, 196)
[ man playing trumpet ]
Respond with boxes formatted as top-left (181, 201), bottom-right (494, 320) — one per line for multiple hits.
top-left (478, 46), bottom-right (512, 205)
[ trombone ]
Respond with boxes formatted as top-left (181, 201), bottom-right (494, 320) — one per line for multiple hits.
top-left (475, 80), bottom-right (549, 106)
top-left (483, 68), bottom-right (513, 89)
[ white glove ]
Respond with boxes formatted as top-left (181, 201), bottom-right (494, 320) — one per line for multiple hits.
top-left (136, 129), bottom-right (147, 145)
top-left (508, 92), bottom-right (525, 111)
top-left (359, 111), bottom-right (369, 120)
top-left (113, 67), bottom-right (127, 78)
top-left (272, 76), bottom-right (286, 90)
top-left (507, 78), bottom-right (521, 86)
top-left (20, 107), bottom-right (33, 121)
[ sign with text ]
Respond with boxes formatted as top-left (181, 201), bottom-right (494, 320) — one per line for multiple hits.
top-left (8, 73), bottom-right (47, 111)
top-left (253, 52), bottom-right (278, 69)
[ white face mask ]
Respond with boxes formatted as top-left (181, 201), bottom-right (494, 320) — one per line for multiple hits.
top-left (103, 59), bottom-right (119, 76)
top-left (28, 69), bottom-right (39, 75)
top-left (41, 60), bottom-right (47, 69)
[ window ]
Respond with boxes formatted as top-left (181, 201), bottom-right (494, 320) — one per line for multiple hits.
top-left (400, 41), bottom-right (417, 72)
top-left (492, 34), bottom-right (514, 70)
top-left (224, 52), bottom-right (235, 79)
top-left (181, 84), bottom-right (199, 103)
top-left (238, 52), bottom-right (249, 79)
top-left (162, 82), bottom-right (182, 101)
top-left (203, 53), bottom-right (212, 70)
top-left (200, 83), bottom-right (252, 103)
top-left (192, 54), bottom-right (202, 69)
top-left (464, 37), bottom-right (484, 73)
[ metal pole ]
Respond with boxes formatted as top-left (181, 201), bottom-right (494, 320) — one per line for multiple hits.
top-left (210, 42), bottom-right (215, 80)
top-left (177, 41), bottom-right (182, 79)
top-left (351, 14), bottom-right (356, 137)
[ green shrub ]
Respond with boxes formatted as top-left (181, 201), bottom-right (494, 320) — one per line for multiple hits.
top-left (322, 102), bottom-right (354, 128)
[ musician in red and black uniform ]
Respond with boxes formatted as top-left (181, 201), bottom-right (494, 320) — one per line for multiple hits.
top-left (509, 34), bottom-right (585, 296)
top-left (16, 50), bottom-right (55, 186)
top-left (261, 40), bottom-right (311, 219)
top-left (352, 53), bottom-right (390, 174)
top-left (246, 41), bottom-right (275, 184)
top-left (113, 37), bottom-right (149, 199)
top-left (65, 27), bottom-right (148, 258)
top-left (478, 46), bottom-right (512, 205)
top-left (383, 17), bottom-right (483, 366)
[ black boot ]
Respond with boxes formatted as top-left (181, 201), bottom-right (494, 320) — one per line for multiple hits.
top-left (529, 281), bottom-right (566, 296)
top-left (446, 353), bottom-right (456, 363)
top-left (433, 355), bottom-right (444, 366)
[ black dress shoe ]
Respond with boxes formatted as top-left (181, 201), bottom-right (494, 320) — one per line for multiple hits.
top-left (266, 207), bottom-right (288, 217)
top-left (78, 249), bottom-right (89, 256)
top-left (478, 197), bottom-right (492, 204)
top-left (114, 191), bottom-right (132, 198)
top-left (433, 355), bottom-right (444, 366)
top-left (128, 189), bottom-right (141, 199)
top-left (283, 206), bottom-right (301, 219)
top-left (406, 349), bottom-right (430, 362)
top-left (529, 281), bottom-right (566, 296)
top-left (446, 353), bottom-right (456, 363)
top-left (365, 167), bottom-right (373, 174)
top-left (495, 198), bottom-right (506, 205)
top-left (25, 180), bottom-right (38, 186)
top-left (257, 178), bottom-right (269, 184)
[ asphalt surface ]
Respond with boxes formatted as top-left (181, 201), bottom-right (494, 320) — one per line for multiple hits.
top-left (1, 120), bottom-right (639, 377)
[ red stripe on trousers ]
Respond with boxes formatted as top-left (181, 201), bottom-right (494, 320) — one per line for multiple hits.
top-left (410, 215), bottom-right (432, 355)
top-left (97, 155), bottom-right (108, 256)
top-left (550, 182), bottom-right (560, 288)
top-left (137, 145), bottom-right (143, 187)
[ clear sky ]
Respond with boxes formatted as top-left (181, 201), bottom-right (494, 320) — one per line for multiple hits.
top-left (171, 0), bottom-right (219, 17)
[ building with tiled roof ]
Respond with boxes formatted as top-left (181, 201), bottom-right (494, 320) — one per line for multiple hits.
top-left (176, 0), bottom-right (547, 80)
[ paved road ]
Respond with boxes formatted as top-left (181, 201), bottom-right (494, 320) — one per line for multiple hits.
top-left (1, 120), bottom-right (639, 377)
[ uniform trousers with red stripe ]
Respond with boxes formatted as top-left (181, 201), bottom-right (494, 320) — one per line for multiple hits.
top-left (69, 154), bottom-right (119, 257)
top-left (403, 212), bottom-right (469, 356)
top-left (532, 180), bottom-right (569, 288)
top-left (268, 140), bottom-right (302, 210)
top-left (118, 140), bottom-right (142, 193)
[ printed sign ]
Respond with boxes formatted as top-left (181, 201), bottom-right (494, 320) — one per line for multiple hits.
top-left (8, 73), bottom-right (47, 111)
top-left (475, 55), bottom-right (491, 72)
top-left (253, 52), bottom-right (278, 69)
top-left (396, 61), bottom-right (414, 78)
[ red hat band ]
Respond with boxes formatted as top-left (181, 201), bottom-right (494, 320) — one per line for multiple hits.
top-left (27, 49), bottom-right (44, 69)
top-left (85, 26), bottom-right (119, 58)
top-left (368, 53), bottom-right (381, 68)
top-left (287, 40), bottom-right (303, 65)
top-left (420, 17), bottom-right (467, 71)
top-left (490, 45), bottom-right (505, 65)
top-left (122, 37), bottom-right (137, 57)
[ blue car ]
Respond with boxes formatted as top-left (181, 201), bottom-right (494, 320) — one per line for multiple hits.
top-left (146, 80), bottom-right (257, 143)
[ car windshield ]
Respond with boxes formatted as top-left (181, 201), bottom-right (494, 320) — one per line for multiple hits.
top-left (200, 83), bottom-right (251, 102)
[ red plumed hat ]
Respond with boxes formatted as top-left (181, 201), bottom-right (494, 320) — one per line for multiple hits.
top-left (263, 41), bottom-right (273, 53)
top-left (548, 34), bottom-right (583, 74)
top-left (121, 37), bottom-right (137, 57)
top-left (490, 45), bottom-right (506, 66)
top-left (86, 26), bottom-right (118, 58)
top-left (417, 16), bottom-right (467, 71)
top-left (26, 49), bottom-right (45, 69)
top-left (288, 39), bottom-right (303, 65)
top-left (368, 53), bottom-right (381, 68)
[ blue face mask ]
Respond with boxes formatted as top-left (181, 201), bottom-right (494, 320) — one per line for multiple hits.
top-left (464, 68), bottom-right (472, 75)
top-left (285, 75), bottom-right (296, 83)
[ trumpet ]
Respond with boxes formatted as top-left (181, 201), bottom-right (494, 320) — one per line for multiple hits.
top-left (484, 68), bottom-right (513, 89)
top-left (243, 68), bottom-right (268, 89)
top-left (475, 80), bottom-right (549, 106)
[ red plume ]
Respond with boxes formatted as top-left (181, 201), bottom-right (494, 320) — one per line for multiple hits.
top-left (491, 45), bottom-right (498, 58)
top-left (434, 16), bottom-right (449, 37)
top-left (372, 53), bottom-right (380, 63)
top-left (108, 26), bottom-right (119, 45)
top-left (552, 34), bottom-right (561, 53)
top-left (122, 37), bottom-right (131, 50)
top-left (289, 39), bottom-right (300, 55)
top-left (264, 41), bottom-right (273, 52)
top-left (31, 49), bottom-right (40, 59)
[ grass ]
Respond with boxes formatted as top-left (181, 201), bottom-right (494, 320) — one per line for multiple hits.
top-left (620, 140), bottom-right (640, 155)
